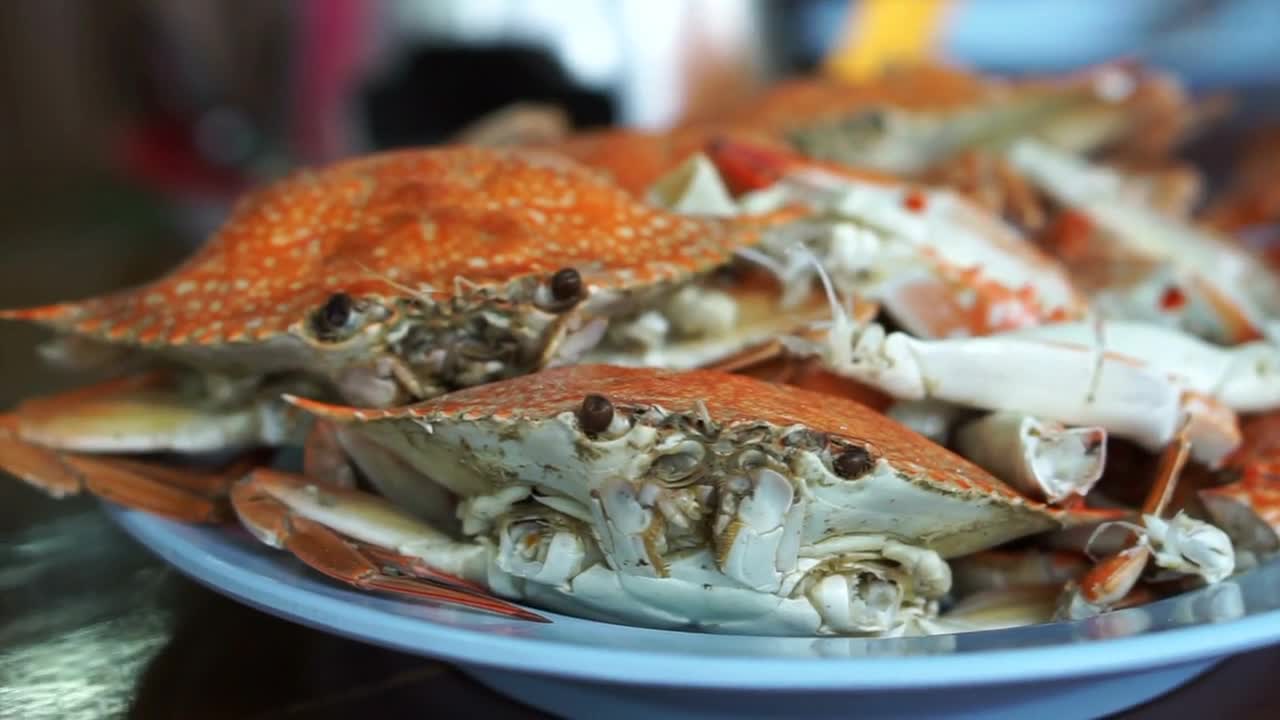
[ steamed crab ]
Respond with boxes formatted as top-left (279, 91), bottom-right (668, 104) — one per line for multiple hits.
top-left (0, 64), bottom-right (1252, 637)
top-left (0, 144), bottom-right (867, 519)
top-left (231, 364), bottom-right (1197, 636)
top-left (722, 62), bottom-right (1177, 169)
top-left (545, 62), bottom-right (1206, 228)
top-left (632, 139), bottom-right (1264, 480)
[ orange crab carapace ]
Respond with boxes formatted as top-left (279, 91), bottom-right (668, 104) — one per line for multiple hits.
top-left (0, 144), bottom-right (836, 521)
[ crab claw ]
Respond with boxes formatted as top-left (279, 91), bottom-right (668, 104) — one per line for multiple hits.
top-left (0, 429), bottom-right (255, 523)
top-left (1057, 428), bottom-right (1235, 620)
top-left (798, 321), bottom-right (1241, 467)
top-left (231, 469), bottom-right (549, 622)
top-left (3, 372), bottom-right (298, 454)
top-left (0, 371), bottom-right (312, 522)
top-left (953, 413), bottom-right (1107, 504)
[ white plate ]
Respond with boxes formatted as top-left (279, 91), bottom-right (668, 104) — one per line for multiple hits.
top-left (108, 503), bottom-right (1280, 720)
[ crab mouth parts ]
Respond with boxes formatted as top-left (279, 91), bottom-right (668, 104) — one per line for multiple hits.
top-left (381, 298), bottom-right (563, 400)
top-left (373, 272), bottom-right (825, 401)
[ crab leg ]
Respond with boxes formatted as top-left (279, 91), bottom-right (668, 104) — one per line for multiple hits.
top-left (699, 136), bottom-right (1085, 338)
top-left (1057, 429), bottom-right (1235, 619)
top-left (353, 543), bottom-right (491, 595)
top-left (231, 469), bottom-right (547, 622)
top-left (953, 413), bottom-right (1106, 504)
top-left (0, 371), bottom-right (304, 455)
top-left (301, 421), bottom-right (358, 489)
top-left (0, 371), bottom-right (311, 521)
top-left (1003, 320), bottom-right (1280, 413)
top-left (0, 430), bottom-right (259, 523)
top-left (935, 586), bottom-right (1066, 633)
top-left (789, 321), bottom-right (1240, 466)
top-left (1008, 138), bottom-right (1280, 344)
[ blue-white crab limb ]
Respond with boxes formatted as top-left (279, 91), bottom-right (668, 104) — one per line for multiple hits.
top-left (1007, 138), bottom-right (1280, 344)
top-left (650, 150), bottom-right (1083, 340)
top-left (1004, 320), bottom-right (1280, 412)
top-left (787, 320), bottom-right (1239, 466)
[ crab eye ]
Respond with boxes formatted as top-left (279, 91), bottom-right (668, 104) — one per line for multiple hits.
top-left (832, 445), bottom-right (874, 479)
top-left (310, 292), bottom-right (359, 340)
top-left (846, 109), bottom-right (888, 134)
top-left (323, 293), bottom-right (353, 327)
top-left (578, 393), bottom-right (614, 436)
top-left (549, 267), bottom-right (584, 304)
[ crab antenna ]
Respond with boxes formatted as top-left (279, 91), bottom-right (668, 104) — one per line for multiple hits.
top-left (789, 242), bottom-right (857, 369)
top-left (733, 246), bottom-right (787, 280)
top-left (354, 261), bottom-right (437, 301)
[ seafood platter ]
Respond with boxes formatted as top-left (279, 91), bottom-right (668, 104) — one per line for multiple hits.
top-left (8, 62), bottom-right (1280, 718)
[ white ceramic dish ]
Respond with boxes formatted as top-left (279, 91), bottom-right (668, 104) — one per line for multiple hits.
top-left (107, 503), bottom-right (1280, 720)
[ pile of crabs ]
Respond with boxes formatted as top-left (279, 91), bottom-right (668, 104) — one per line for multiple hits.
top-left (6, 62), bottom-right (1280, 638)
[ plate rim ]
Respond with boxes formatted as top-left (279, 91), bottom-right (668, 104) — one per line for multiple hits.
top-left (109, 503), bottom-right (1280, 691)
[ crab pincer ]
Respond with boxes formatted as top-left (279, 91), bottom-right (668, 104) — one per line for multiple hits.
top-left (783, 318), bottom-right (1249, 469)
top-left (1057, 428), bottom-right (1235, 620)
top-left (230, 470), bottom-right (548, 622)
top-left (0, 371), bottom-right (297, 522)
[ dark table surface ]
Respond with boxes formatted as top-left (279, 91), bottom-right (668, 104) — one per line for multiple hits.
top-left (2, 184), bottom-right (1280, 720)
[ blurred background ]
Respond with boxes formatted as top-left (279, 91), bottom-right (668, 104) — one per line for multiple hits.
top-left (5, 0), bottom-right (1280, 249)
top-left (1, 1), bottom-right (1279, 717)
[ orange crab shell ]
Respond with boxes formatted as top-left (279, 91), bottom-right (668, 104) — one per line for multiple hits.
top-left (539, 68), bottom-right (997, 200)
top-left (0, 147), bottom-right (776, 352)
top-left (726, 64), bottom-right (1010, 132)
top-left (292, 363), bottom-right (1095, 514)
top-left (724, 61), bottom-right (1204, 162)
top-left (540, 125), bottom-right (801, 199)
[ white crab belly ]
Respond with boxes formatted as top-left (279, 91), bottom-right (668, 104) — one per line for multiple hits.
top-left (512, 549), bottom-right (825, 635)
top-left (499, 548), bottom-right (934, 637)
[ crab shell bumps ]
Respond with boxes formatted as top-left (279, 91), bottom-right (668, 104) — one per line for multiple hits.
top-left (1, 146), bottom-right (803, 411)
top-left (276, 365), bottom-right (1106, 637)
top-left (0, 144), bottom-right (838, 522)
